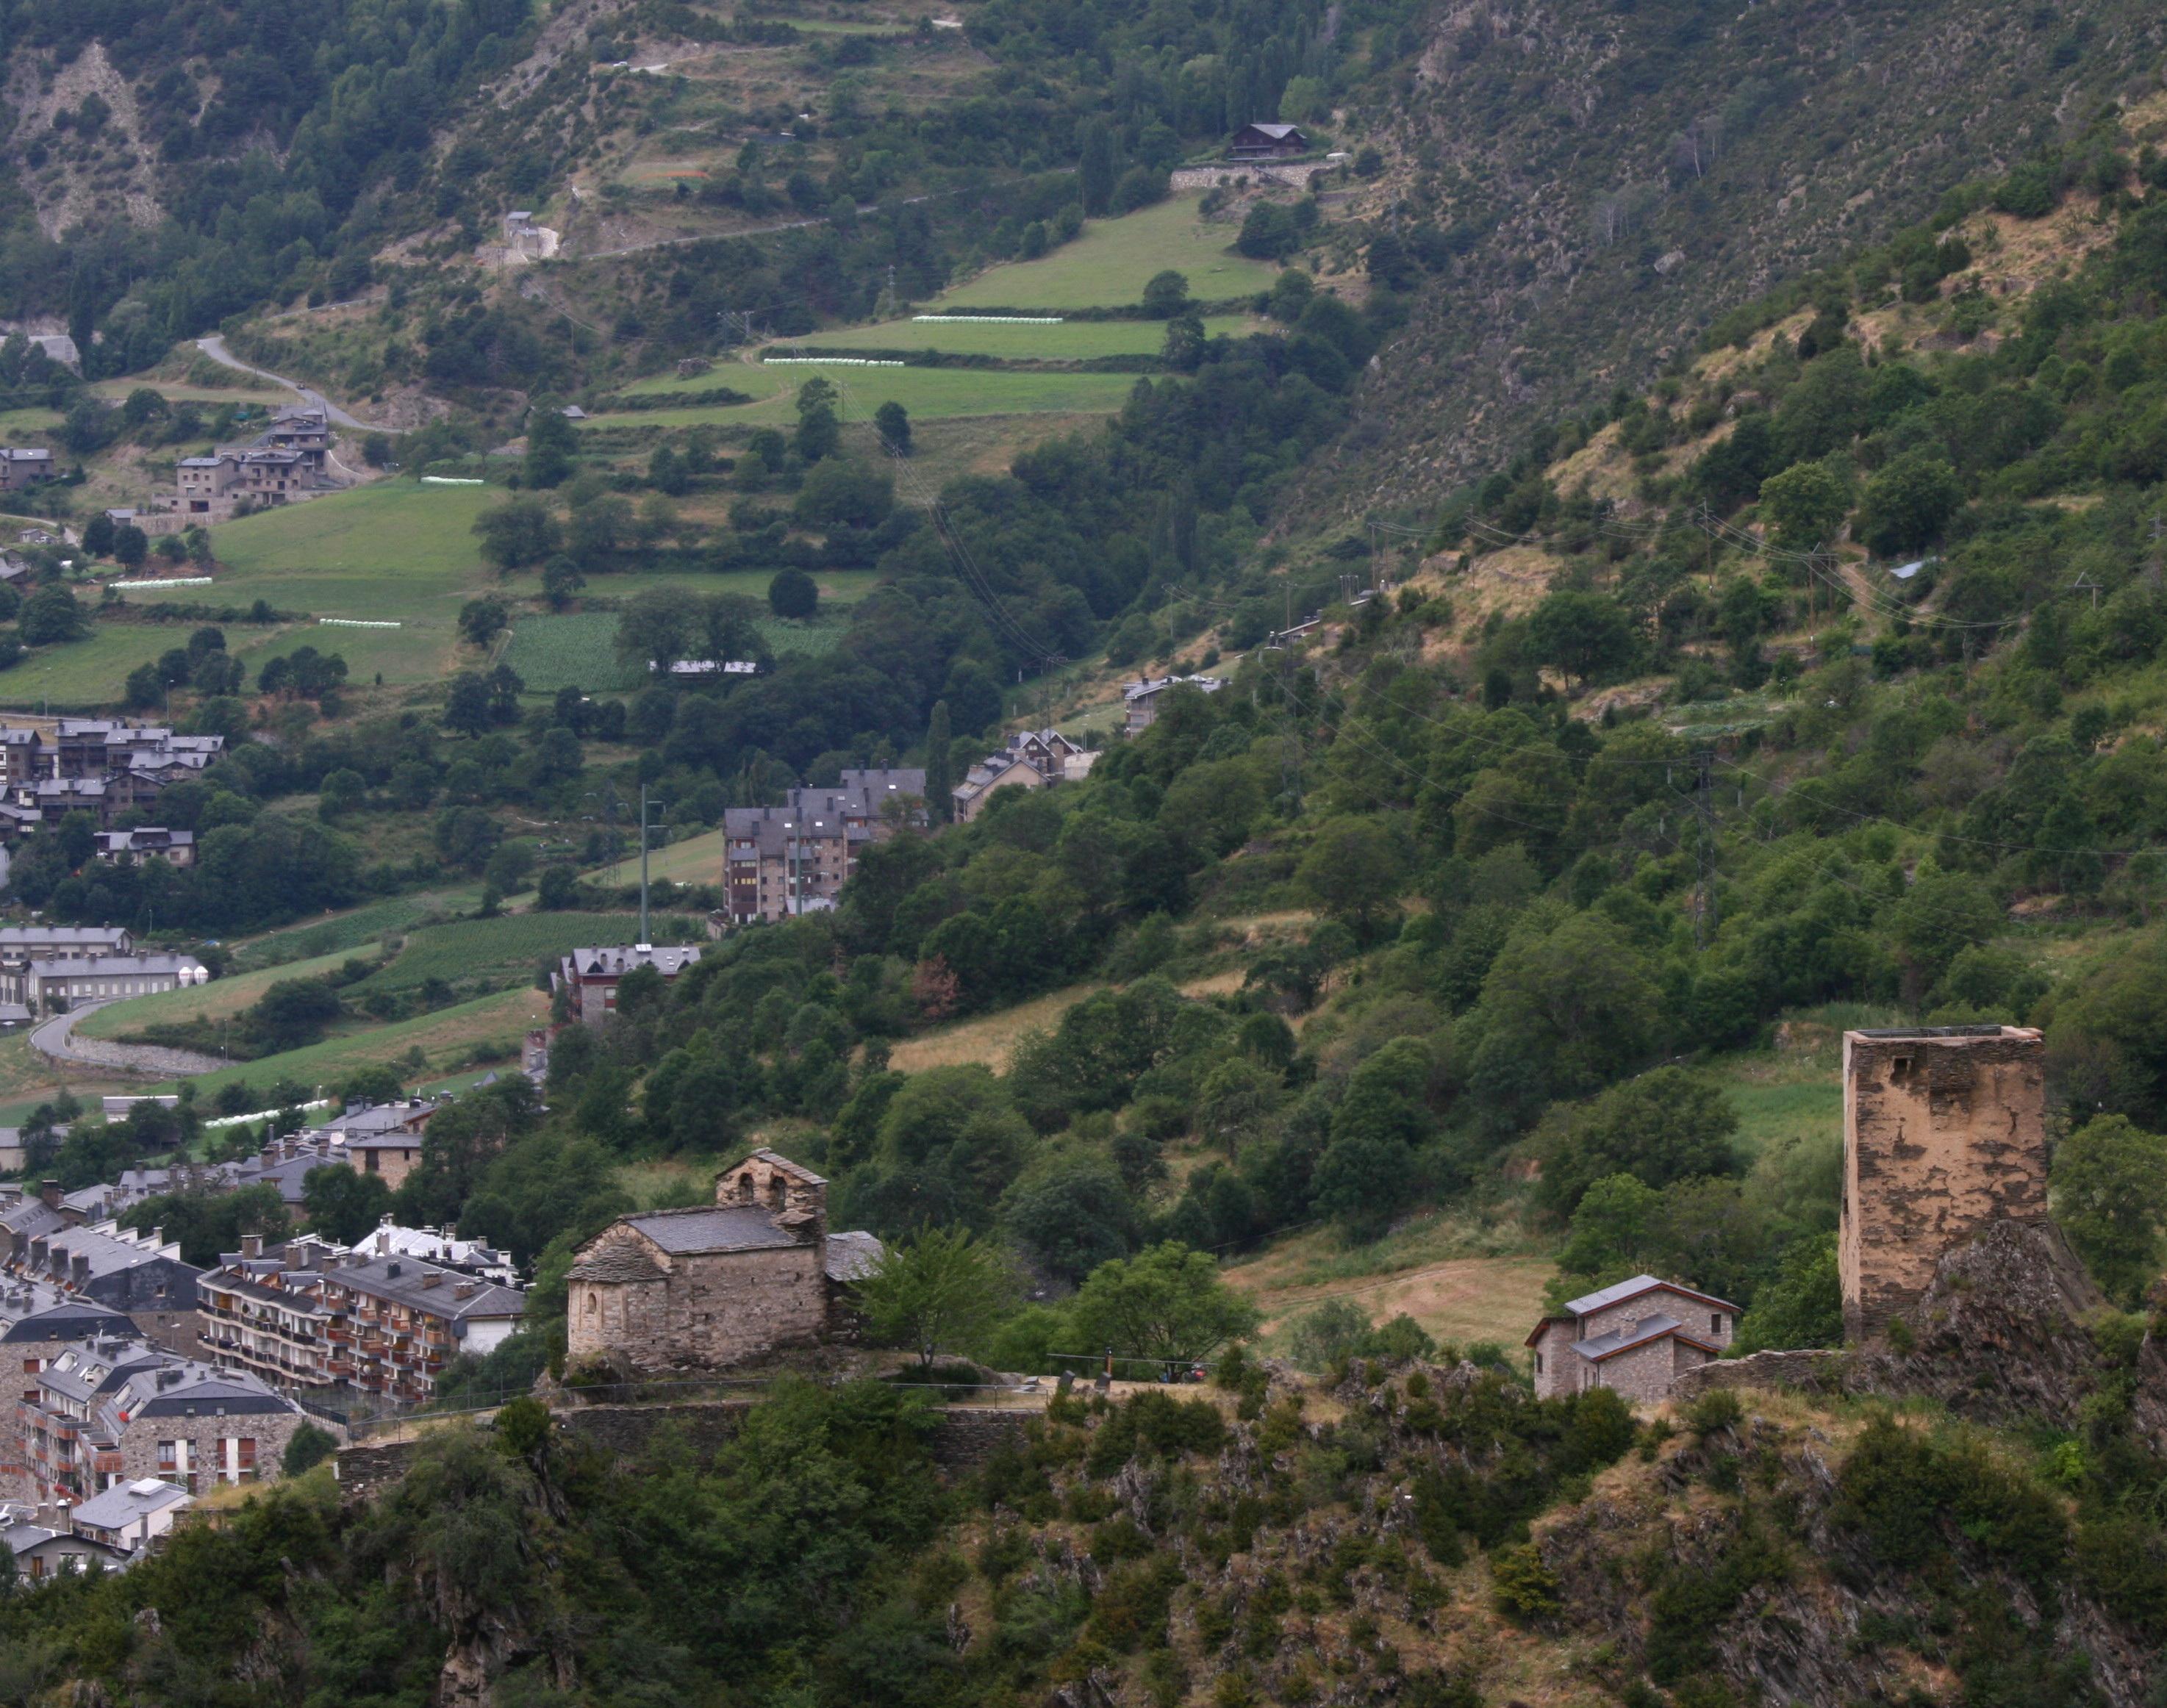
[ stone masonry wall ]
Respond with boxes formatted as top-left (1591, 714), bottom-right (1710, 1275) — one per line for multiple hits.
top-left (118, 1408), bottom-right (307, 1490)
top-left (569, 1241), bottom-right (828, 1375)
top-left (1838, 1029), bottom-right (2047, 1341)
top-left (336, 1402), bottom-right (1029, 1500)
top-left (1589, 1338), bottom-right (1710, 1406)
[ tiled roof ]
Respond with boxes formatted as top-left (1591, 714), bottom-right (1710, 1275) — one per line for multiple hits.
top-left (1569, 1313), bottom-right (1721, 1363)
top-left (330, 1255), bottom-right (526, 1320)
top-left (565, 1244), bottom-right (668, 1284)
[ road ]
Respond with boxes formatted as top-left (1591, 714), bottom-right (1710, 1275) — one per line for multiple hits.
top-left (193, 336), bottom-right (390, 432)
top-left (31, 1002), bottom-right (225, 1079)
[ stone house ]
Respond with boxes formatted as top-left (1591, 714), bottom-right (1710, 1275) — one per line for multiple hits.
top-left (554, 944), bottom-right (704, 1025)
top-left (1228, 121), bottom-right (1309, 160)
top-left (1525, 1274), bottom-right (1738, 1404)
top-left (1838, 1025), bottom-right (2046, 1340)
top-left (0, 1280), bottom-right (140, 1496)
top-left (0, 448), bottom-right (57, 493)
top-left (565, 1149), bottom-right (882, 1377)
top-left (951, 730), bottom-right (1094, 822)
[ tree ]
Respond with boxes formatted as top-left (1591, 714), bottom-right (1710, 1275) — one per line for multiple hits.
top-left (318, 767), bottom-right (368, 821)
top-left (1888, 865), bottom-right (2000, 997)
top-left (302, 1163), bottom-right (394, 1245)
top-left (112, 525), bottom-right (149, 570)
top-left (473, 498), bottom-right (562, 573)
top-left (124, 663), bottom-right (163, 711)
top-left (856, 1225), bottom-right (1017, 1370)
top-left (459, 595), bottom-right (512, 648)
top-left (1733, 1232), bottom-right (1842, 1352)
top-left (793, 459), bottom-right (893, 530)
top-left (1162, 312), bottom-right (1206, 372)
top-left (282, 1421), bottom-right (340, 1476)
top-left (83, 512), bottom-right (115, 557)
top-left (542, 555), bottom-right (584, 609)
top-left (875, 401), bottom-right (911, 456)
top-left (795, 376), bottom-right (841, 463)
top-left (1067, 1242), bottom-right (1261, 1363)
top-left (1758, 458), bottom-right (1853, 554)
top-left (617, 584), bottom-right (702, 670)
top-left (924, 699), bottom-right (953, 824)
top-left (1237, 203), bottom-right (1301, 259)
top-left (1297, 817), bottom-right (1405, 940)
top-left (763, 567), bottom-right (819, 623)
top-left (251, 977), bottom-right (344, 1052)
top-left (19, 586), bottom-right (83, 645)
top-left (1856, 451), bottom-right (1965, 556)
top-left (1539, 1067), bottom-right (1742, 1216)
top-left (444, 672), bottom-right (493, 737)
top-left (1000, 1155), bottom-right (1139, 1285)
top-left (525, 405), bottom-right (577, 488)
top-left (1525, 590), bottom-right (1638, 688)
top-left (2052, 1114), bottom-right (2167, 1305)
top-left (1141, 269), bottom-right (1192, 320)
top-left (567, 494), bottom-right (634, 561)
top-left (1078, 119), bottom-right (1116, 215)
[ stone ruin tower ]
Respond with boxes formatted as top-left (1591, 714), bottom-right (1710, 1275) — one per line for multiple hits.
top-left (1838, 1025), bottom-right (2049, 1341)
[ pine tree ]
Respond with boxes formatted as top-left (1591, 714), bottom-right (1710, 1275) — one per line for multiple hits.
top-left (925, 698), bottom-right (953, 822)
top-left (1079, 121), bottom-right (1115, 217)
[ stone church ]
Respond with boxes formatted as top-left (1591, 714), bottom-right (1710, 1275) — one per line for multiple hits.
top-left (565, 1150), bottom-right (884, 1376)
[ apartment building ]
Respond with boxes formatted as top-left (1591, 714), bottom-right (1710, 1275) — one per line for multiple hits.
top-left (720, 767), bottom-right (928, 926)
top-left (0, 1208), bottom-right (204, 1352)
top-left (198, 1238), bottom-right (524, 1405)
top-left (20, 1338), bottom-right (304, 1506)
top-left (0, 927), bottom-right (132, 959)
top-left (318, 1254), bottom-right (526, 1407)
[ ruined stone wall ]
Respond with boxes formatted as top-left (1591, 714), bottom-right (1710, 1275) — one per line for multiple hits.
top-left (1838, 1028), bottom-right (2047, 1340)
top-left (570, 1244), bottom-right (828, 1376)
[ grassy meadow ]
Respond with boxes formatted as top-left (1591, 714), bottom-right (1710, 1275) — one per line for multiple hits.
top-left (598, 365), bottom-right (1142, 428)
top-left (781, 313), bottom-right (1258, 358)
top-left (939, 196), bottom-right (1279, 309)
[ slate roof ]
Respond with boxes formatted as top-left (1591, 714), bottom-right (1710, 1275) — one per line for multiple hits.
top-left (823, 1230), bottom-right (884, 1283)
top-left (620, 1205), bottom-right (807, 1256)
top-left (329, 1254), bottom-right (527, 1321)
top-left (0, 927), bottom-right (129, 952)
top-left (1568, 1313), bottom-right (1719, 1363)
top-left (1560, 1274), bottom-right (1738, 1318)
top-left (68, 1479), bottom-right (190, 1534)
top-left (565, 1244), bottom-right (669, 1284)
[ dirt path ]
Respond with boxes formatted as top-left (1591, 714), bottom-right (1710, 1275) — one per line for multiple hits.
top-left (193, 336), bottom-right (391, 432)
top-left (32, 1002), bottom-right (223, 1079)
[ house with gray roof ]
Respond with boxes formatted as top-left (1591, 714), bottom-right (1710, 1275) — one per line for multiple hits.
top-left (1525, 1274), bottom-right (1738, 1405)
top-left (566, 1149), bottom-right (881, 1377)
top-left (67, 1477), bottom-right (192, 1554)
top-left (1, 1217), bottom-right (203, 1352)
top-left (315, 1251), bottom-right (526, 1407)
top-left (554, 944), bottom-right (704, 1025)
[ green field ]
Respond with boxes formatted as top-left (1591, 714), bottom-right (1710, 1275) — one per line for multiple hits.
top-left (598, 366), bottom-right (1142, 429)
top-left (129, 985), bottom-right (551, 1102)
top-left (349, 913), bottom-right (644, 995)
top-left (78, 945), bottom-right (365, 1041)
top-left (940, 196), bottom-right (1280, 309)
top-left (583, 825), bottom-right (725, 886)
top-left (228, 891), bottom-right (480, 972)
top-left (504, 613), bottom-right (639, 693)
top-left (775, 313), bottom-right (1258, 359)
top-left (0, 625), bottom-right (208, 708)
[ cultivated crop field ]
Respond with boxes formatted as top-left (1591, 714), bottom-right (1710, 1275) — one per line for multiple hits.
top-left (601, 365), bottom-right (1144, 429)
top-left (939, 195), bottom-right (1280, 309)
top-left (781, 313), bottom-right (1258, 358)
top-left (350, 913), bottom-right (648, 995)
top-left (504, 613), bottom-right (637, 694)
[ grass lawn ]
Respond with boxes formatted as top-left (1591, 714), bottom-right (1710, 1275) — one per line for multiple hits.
top-left (228, 891), bottom-right (481, 973)
top-left (939, 197), bottom-right (1279, 309)
top-left (78, 946), bottom-right (366, 1042)
top-left (581, 826), bottom-right (726, 886)
top-left (886, 983), bottom-right (1102, 1074)
top-left (1227, 1238), bottom-right (1557, 1356)
top-left (129, 985), bottom-right (551, 1102)
top-left (0, 626), bottom-right (204, 709)
top-left (599, 366), bottom-right (1142, 430)
top-left (0, 408), bottom-right (62, 438)
top-left (348, 913), bottom-right (645, 995)
top-left (0, 1030), bottom-right (136, 1132)
top-left (782, 313), bottom-right (1258, 358)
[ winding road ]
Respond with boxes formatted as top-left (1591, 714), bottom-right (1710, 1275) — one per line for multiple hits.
top-left (31, 1001), bottom-right (224, 1079)
top-left (193, 336), bottom-right (390, 432)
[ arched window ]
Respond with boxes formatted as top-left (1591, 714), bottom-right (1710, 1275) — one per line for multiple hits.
top-left (737, 1174), bottom-right (756, 1204)
top-left (766, 1175), bottom-right (785, 1210)
top-left (584, 1293), bottom-right (598, 1316)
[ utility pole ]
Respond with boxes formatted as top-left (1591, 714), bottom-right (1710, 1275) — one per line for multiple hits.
top-left (1691, 750), bottom-right (1718, 950)
top-left (637, 785), bottom-right (665, 945)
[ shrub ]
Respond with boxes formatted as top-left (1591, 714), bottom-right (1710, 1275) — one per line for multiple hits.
top-left (1489, 1543), bottom-right (1562, 1621)
top-left (1686, 1386), bottom-right (1744, 1435)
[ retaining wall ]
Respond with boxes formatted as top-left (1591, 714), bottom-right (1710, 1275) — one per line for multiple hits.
top-left (335, 1399), bottom-right (1030, 1500)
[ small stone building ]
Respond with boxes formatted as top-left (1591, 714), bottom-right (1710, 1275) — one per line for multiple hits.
top-left (565, 1150), bottom-right (882, 1377)
top-left (1525, 1274), bottom-right (1738, 1404)
top-left (1838, 1025), bottom-right (2047, 1340)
